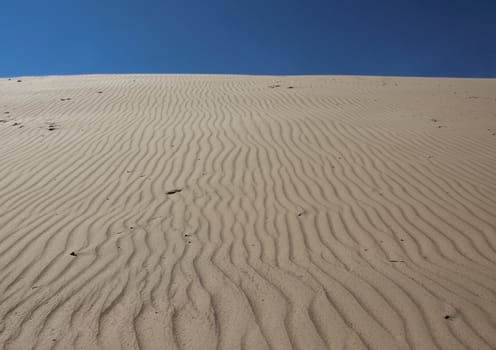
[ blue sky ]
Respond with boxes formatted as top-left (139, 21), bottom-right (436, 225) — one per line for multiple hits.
top-left (1, 0), bottom-right (495, 77)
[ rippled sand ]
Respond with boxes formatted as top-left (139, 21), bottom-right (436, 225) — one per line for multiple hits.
top-left (1, 75), bottom-right (495, 349)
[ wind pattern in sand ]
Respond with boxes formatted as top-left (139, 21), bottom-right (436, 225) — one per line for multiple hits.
top-left (0, 75), bottom-right (496, 349)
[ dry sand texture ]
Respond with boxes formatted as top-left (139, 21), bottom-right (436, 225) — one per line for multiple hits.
top-left (0, 75), bottom-right (496, 350)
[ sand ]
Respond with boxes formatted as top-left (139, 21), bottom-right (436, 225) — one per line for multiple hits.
top-left (0, 74), bottom-right (495, 350)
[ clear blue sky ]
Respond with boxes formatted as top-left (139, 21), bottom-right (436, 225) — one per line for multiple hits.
top-left (1, 0), bottom-right (495, 77)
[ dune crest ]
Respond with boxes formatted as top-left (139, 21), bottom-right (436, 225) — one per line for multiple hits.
top-left (1, 75), bottom-right (495, 349)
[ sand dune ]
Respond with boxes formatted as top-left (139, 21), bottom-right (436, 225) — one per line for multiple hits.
top-left (0, 74), bottom-right (495, 349)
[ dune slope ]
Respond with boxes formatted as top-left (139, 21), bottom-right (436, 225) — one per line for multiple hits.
top-left (0, 75), bottom-right (496, 350)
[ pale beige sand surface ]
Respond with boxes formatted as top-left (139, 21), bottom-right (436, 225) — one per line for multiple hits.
top-left (0, 74), bottom-right (495, 350)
